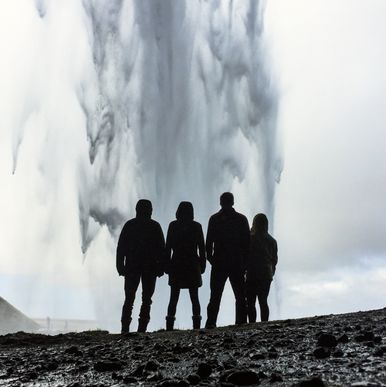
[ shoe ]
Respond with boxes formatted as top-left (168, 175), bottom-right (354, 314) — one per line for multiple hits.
top-left (166, 316), bottom-right (175, 331)
top-left (137, 318), bottom-right (149, 333)
top-left (121, 318), bottom-right (131, 334)
top-left (192, 315), bottom-right (201, 329)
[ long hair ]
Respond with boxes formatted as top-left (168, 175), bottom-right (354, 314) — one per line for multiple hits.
top-left (251, 213), bottom-right (268, 235)
top-left (176, 201), bottom-right (194, 222)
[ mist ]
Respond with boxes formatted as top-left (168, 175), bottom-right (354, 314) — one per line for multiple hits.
top-left (0, 0), bottom-right (279, 332)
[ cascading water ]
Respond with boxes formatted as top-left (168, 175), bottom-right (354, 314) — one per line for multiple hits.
top-left (0, 0), bottom-right (280, 331)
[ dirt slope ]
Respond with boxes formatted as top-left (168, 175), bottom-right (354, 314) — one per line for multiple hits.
top-left (0, 308), bottom-right (385, 386)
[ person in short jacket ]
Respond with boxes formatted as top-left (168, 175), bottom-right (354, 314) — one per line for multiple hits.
top-left (205, 192), bottom-right (250, 328)
top-left (116, 199), bottom-right (165, 333)
top-left (164, 202), bottom-right (206, 330)
top-left (246, 213), bottom-right (278, 322)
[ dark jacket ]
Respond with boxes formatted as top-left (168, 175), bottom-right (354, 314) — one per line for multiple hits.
top-left (247, 232), bottom-right (278, 281)
top-left (206, 208), bottom-right (250, 269)
top-left (116, 217), bottom-right (165, 276)
top-left (165, 220), bottom-right (206, 289)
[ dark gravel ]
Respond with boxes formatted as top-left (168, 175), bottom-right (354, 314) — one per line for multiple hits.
top-left (0, 308), bottom-right (386, 386)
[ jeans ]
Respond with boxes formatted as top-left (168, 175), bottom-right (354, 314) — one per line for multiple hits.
top-left (206, 265), bottom-right (247, 327)
top-left (167, 286), bottom-right (201, 317)
top-left (121, 271), bottom-right (157, 327)
top-left (246, 278), bottom-right (271, 322)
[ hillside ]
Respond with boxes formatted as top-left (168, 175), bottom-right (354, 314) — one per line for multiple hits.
top-left (0, 308), bottom-right (385, 386)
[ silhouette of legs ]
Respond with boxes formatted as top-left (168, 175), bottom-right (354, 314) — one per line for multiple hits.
top-left (205, 268), bottom-right (228, 328)
top-left (167, 287), bottom-right (180, 317)
top-left (247, 279), bottom-right (271, 322)
top-left (137, 272), bottom-right (157, 331)
top-left (229, 269), bottom-right (247, 324)
top-left (121, 272), bottom-right (141, 332)
top-left (257, 280), bottom-right (271, 322)
top-left (189, 288), bottom-right (200, 316)
top-left (246, 285), bottom-right (257, 323)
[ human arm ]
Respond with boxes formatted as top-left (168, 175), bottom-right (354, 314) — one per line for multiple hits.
top-left (271, 239), bottom-right (278, 276)
top-left (164, 223), bottom-right (173, 275)
top-left (205, 217), bottom-right (215, 264)
top-left (155, 222), bottom-right (166, 277)
top-left (116, 224), bottom-right (127, 276)
top-left (240, 215), bottom-right (250, 271)
top-left (197, 224), bottom-right (206, 274)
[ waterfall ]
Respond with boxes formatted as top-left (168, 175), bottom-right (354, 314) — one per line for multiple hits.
top-left (0, 0), bottom-right (280, 330)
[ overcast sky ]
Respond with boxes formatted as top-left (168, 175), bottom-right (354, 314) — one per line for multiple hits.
top-left (266, 0), bottom-right (386, 317)
top-left (1, 1), bottom-right (386, 331)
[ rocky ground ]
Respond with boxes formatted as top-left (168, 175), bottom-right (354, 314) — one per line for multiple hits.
top-left (1, 308), bottom-right (386, 387)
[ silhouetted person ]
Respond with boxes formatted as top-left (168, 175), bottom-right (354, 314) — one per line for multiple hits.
top-left (246, 213), bottom-right (278, 322)
top-left (205, 192), bottom-right (250, 328)
top-left (165, 202), bottom-right (206, 330)
top-left (116, 199), bottom-right (165, 333)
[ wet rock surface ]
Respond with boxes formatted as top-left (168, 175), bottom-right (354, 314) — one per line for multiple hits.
top-left (0, 308), bottom-right (386, 386)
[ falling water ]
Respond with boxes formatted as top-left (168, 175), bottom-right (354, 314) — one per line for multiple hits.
top-left (0, 0), bottom-right (280, 331)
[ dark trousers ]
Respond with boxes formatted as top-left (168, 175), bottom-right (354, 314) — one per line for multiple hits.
top-left (206, 265), bottom-right (247, 327)
top-left (246, 278), bottom-right (271, 322)
top-left (121, 271), bottom-right (157, 327)
top-left (167, 286), bottom-right (201, 317)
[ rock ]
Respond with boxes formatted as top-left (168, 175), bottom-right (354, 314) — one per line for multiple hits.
top-left (317, 333), bottom-right (337, 347)
top-left (65, 346), bottom-right (83, 356)
top-left (313, 347), bottom-right (330, 359)
top-left (332, 348), bottom-right (344, 358)
top-left (123, 376), bottom-right (137, 383)
top-left (197, 362), bottom-right (212, 379)
top-left (145, 360), bottom-right (159, 371)
top-left (147, 371), bottom-right (164, 381)
top-left (132, 364), bottom-right (145, 377)
top-left (270, 372), bottom-right (283, 382)
top-left (187, 373), bottom-right (201, 385)
top-left (227, 370), bottom-right (260, 386)
top-left (296, 377), bottom-right (325, 386)
top-left (374, 348), bottom-right (384, 357)
top-left (157, 380), bottom-right (189, 387)
top-left (45, 361), bottom-right (59, 371)
top-left (338, 334), bottom-right (349, 343)
top-left (355, 331), bottom-right (375, 343)
top-left (94, 361), bottom-right (122, 372)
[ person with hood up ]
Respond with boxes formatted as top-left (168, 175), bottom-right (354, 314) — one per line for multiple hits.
top-left (164, 201), bottom-right (206, 330)
top-left (116, 199), bottom-right (165, 333)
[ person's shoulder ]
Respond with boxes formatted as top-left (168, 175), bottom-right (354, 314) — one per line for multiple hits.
top-left (267, 233), bottom-right (277, 245)
top-left (150, 219), bottom-right (162, 228)
top-left (193, 220), bottom-right (203, 229)
top-left (234, 210), bottom-right (248, 222)
top-left (123, 218), bottom-right (136, 228)
top-left (209, 211), bottom-right (221, 221)
top-left (168, 220), bottom-right (178, 229)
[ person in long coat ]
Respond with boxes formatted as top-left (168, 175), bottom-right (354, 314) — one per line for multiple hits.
top-left (246, 213), bottom-right (278, 322)
top-left (165, 202), bottom-right (206, 330)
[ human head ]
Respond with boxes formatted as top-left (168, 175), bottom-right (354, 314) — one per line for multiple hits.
top-left (176, 201), bottom-right (194, 222)
top-left (220, 192), bottom-right (234, 209)
top-left (135, 199), bottom-right (152, 219)
top-left (251, 213), bottom-right (269, 235)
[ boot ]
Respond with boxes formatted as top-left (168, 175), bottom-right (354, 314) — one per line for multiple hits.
top-left (121, 318), bottom-right (131, 334)
top-left (137, 318), bottom-right (149, 333)
top-left (166, 316), bottom-right (175, 331)
top-left (192, 315), bottom-right (201, 330)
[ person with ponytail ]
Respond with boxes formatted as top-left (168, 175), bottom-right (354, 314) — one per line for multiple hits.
top-left (246, 213), bottom-right (278, 322)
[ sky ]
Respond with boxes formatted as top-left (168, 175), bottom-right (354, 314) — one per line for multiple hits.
top-left (266, 0), bottom-right (386, 316)
top-left (0, 0), bottom-right (386, 331)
